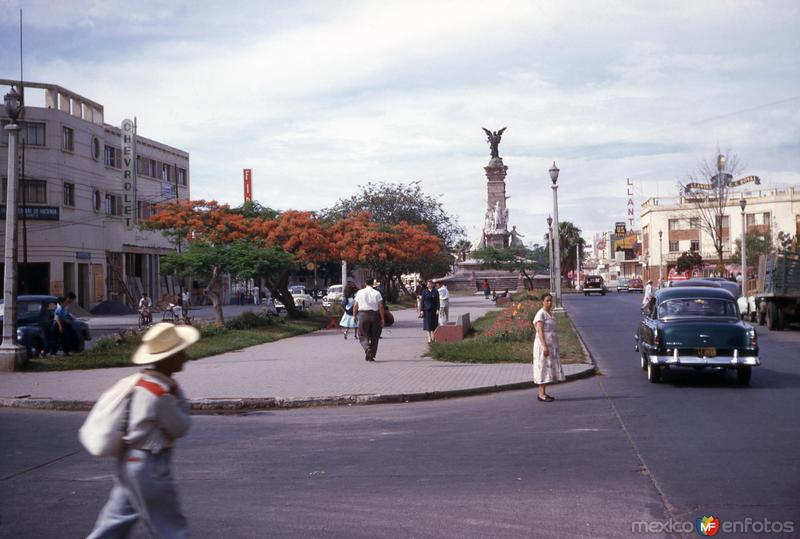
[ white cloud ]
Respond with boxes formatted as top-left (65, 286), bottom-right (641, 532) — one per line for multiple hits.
top-left (1, 0), bottom-right (798, 241)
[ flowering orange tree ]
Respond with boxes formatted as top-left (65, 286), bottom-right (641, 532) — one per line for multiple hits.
top-left (329, 212), bottom-right (446, 300)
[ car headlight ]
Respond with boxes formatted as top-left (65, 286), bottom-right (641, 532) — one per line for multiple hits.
top-left (16, 329), bottom-right (23, 340)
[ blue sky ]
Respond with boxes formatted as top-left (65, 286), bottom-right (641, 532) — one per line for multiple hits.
top-left (2, 0), bottom-right (799, 245)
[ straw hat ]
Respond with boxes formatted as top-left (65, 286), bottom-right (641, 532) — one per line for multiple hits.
top-left (132, 323), bottom-right (200, 365)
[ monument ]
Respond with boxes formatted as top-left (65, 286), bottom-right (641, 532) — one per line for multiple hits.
top-left (477, 127), bottom-right (511, 249)
top-left (435, 127), bottom-right (546, 292)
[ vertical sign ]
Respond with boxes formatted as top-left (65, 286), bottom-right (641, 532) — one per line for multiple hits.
top-left (243, 169), bottom-right (253, 202)
top-left (121, 119), bottom-right (135, 229)
top-left (626, 177), bottom-right (635, 228)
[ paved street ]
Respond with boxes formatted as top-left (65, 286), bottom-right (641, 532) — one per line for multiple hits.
top-left (1, 293), bottom-right (798, 538)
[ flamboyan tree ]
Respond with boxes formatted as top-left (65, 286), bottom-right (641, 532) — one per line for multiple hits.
top-left (254, 210), bottom-right (334, 312)
top-left (329, 212), bottom-right (445, 300)
top-left (143, 200), bottom-right (256, 324)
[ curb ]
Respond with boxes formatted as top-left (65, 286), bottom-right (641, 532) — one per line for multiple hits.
top-left (0, 365), bottom-right (596, 413)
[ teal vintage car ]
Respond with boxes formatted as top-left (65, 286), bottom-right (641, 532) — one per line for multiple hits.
top-left (634, 287), bottom-right (759, 385)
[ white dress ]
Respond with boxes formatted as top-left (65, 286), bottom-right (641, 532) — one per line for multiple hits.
top-left (532, 308), bottom-right (565, 384)
top-left (339, 297), bottom-right (358, 329)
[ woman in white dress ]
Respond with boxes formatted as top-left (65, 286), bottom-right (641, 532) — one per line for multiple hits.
top-left (532, 293), bottom-right (565, 402)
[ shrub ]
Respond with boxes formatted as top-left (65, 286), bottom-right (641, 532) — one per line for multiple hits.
top-left (224, 311), bottom-right (276, 330)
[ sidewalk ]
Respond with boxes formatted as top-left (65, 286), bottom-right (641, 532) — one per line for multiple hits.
top-left (0, 296), bottom-right (596, 411)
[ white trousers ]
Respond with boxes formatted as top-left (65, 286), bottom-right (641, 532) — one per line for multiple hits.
top-left (87, 448), bottom-right (189, 539)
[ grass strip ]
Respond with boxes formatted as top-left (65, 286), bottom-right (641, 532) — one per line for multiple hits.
top-left (25, 313), bottom-right (329, 372)
top-left (429, 298), bottom-right (586, 365)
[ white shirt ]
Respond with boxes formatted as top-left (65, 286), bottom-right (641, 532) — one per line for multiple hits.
top-left (355, 285), bottom-right (383, 311)
top-left (438, 285), bottom-right (449, 301)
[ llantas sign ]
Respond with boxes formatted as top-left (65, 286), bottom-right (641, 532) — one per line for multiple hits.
top-left (626, 177), bottom-right (635, 228)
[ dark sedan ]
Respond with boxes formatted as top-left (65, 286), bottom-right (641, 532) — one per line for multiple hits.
top-left (634, 287), bottom-right (758, 385)
top-left (0, 295), bottom-right (91, 359)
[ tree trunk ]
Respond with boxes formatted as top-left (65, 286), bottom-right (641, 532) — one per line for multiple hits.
top-left (266, 270), bottom-right (302, 318)
top-left (520, 268), bottom-right (535, 290)
top-left (203, 264), bottom-right (225, 326)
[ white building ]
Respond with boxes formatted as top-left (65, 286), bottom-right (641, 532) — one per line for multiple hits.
top-left (1, 80), bottom-right (189, 308)
top-left (640, 186), bottom-right (800, 282)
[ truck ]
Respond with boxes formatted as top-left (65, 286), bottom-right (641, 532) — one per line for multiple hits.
top-left (751, 253), bottom-right (800, 331)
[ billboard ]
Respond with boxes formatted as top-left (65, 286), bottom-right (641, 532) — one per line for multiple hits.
top-left (243, 169), bottom-right (252, 202)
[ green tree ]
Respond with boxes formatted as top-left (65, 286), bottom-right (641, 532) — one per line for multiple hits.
top-left (544, 221), bottom-right (585, 278)
top-left (226, 240), bottom-right (298, 305)
top-left (733, 232), bottom-right (773, 268)
top-left (471, 246), bottom-right (546, 290)
top-left (161, 242), bottom-right (231, 325)
top-left (322, 180), bottom-right (464, 248)
top-left (675, 251), bottom-right (704, 273)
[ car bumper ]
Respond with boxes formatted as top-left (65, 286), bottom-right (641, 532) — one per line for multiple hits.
top-left (649, 349), bottom-right (760, 367)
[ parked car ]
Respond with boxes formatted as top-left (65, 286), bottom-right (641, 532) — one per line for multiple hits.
top-left (0, 295), bottom-right (92, 359)
top-left (322, 284), bottom-right (343, 309)
top-left (617, 277), bottom-right (630, 292)
top-left (275, 286), bottom-right (314, 311)
top-left (583, 275), bottom-right (607, 296)
top-left (628, 278), bottom-right (644, 293)
top-left (634, 286), bottom-right (758, 385)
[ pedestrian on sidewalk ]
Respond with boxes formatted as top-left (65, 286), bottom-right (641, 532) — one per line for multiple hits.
top-left (87, 322), bottom-right (200, 539)
top-left (483, 278), bottom-right (491, 299)
top-left (414, 281), bottom-right (425, 318)
top-left (47, 292), bottom-right (77, 356)
top-left (437, 281), bottom-right (450, 326)
top-left (339, 282), bottom-right (359, 340)
top-left (421, 279), bottom-right (440, 343)
top-left (353, 278), bottom-right (384, 361)
top-left (532, 293), bottom-right (565, 402)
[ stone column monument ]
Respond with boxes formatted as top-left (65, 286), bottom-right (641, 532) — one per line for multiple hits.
top-left (481, 127), bottom-right (510, 248)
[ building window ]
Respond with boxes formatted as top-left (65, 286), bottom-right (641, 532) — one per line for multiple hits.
top-left (689, 217), bottom-right (700, 229)
top-left (161, 163), bottom-right (171, 181)
top-left (91, 137), bottom-right (101, 160)
top-left (93, 189), bottom-right (101, 211)
top-left (762, 212), bottom-right (771, 225)
top-left (668, 219), bottom-right (681, 231)
top-left (23, 179), bottom-right (48, 204)
top-left (715, 215), bottom-right (730, 228)
top-left (104, 145), bottom-right (117, 167)
top-left (24, 122), bottom-right (46, 146)
top-left (62, 126), bottom-right (74, 151)
top-left (148, 159), bottom-right (156, 177)
top-left (746, 213), bottom-right (755, 227)
top-left (63, 182), bottom-right (75, 207)
top-left (105, 194), bottom-right (121, 216)
top-left (669, 240), bottom-right (679, 252)
top-left (136, 156), bottom-right (144, 175)
top-left (690, 240), bottom-right (700, 252)
top-left (178, 168), bottom-right (187, 186)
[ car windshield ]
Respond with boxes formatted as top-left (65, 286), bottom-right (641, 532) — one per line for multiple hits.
top-left (657, 298), bottom-right (738, 319)
top-left (290, 288), bottom-right (305, 295)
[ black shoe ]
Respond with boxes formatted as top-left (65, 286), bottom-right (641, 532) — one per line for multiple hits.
top-left (537, 395), bottom-right (554, 402)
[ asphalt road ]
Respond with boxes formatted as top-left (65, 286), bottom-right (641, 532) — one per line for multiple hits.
top-left (1, 293), bottom-right (798, 538)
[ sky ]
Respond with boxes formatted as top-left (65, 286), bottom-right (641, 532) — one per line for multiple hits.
top-left (1, 0), bottom-right (799, 246)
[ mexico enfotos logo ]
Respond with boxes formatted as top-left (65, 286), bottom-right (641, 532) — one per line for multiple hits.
top-left (631, 516), bottom-right (795, 535)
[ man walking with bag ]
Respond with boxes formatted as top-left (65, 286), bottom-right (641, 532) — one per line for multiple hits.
top-left (86, 322), bottom-right (200, 539)
top-left (352, 278), bottom-right (385, 362)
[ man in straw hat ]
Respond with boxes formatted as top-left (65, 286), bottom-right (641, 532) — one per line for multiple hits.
top-left (87, 322), bottom-right (200, 539)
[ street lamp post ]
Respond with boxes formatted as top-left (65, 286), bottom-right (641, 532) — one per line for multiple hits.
top-left (549, 162), bottom-right (563, 310)
top-left (658, 229), bottom-right (664, 286)
top-left (0, 85), bottom-right (27, 371)
top-left (576, 243), bottom-right (581, 291)
top-left (740, 197), bottom-right (747, 298)
top-left (547, 216), bottom-right (554, 293)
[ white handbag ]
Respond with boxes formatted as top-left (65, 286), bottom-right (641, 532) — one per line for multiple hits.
top-left (78, 373), bottom-right (141, 457)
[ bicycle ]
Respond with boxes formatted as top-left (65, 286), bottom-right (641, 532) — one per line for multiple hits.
top-left (138, 308), bottom-right (153, 329)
